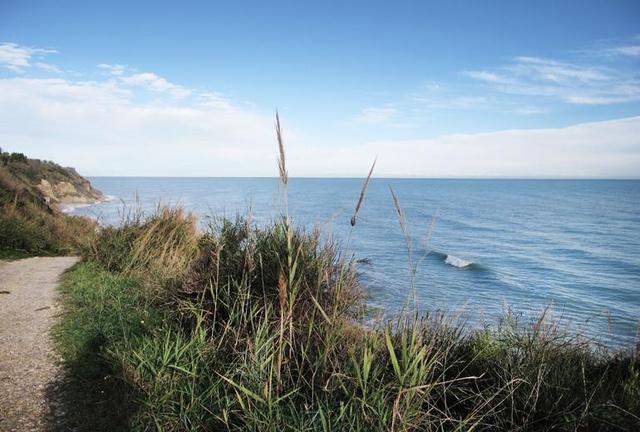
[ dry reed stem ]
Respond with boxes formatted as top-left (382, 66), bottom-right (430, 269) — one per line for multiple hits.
top-left (350, 157), bottom-right (377, 226)
top-left (275, 111), bottom-right (288, 186)
top-left (389, 186), bottom-right (406, 234)
top-left (421, 207), bottom-right (439, 250)
top-left (276, 272), bottom-right (287, 395)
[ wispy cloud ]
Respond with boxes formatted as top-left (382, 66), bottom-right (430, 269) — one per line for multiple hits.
top-left (98, 63), bottom-right (130, 76)
top-left (463, 71), bottom-right (506, 84)
top-left (514, 107), bottom-right (548, 115)
top-left (598, 45), bottom-right (640, 58)
top-left (197, 92), bottom-right (233, 111)
top-left (119, 72), bottom-right (192, 98)
top-left (0, 42), bottom-right (57, 73)
top-left (34, 62), bottom-right (63, 74)
top-left (98, 63), bottom-right (192, 99)
top-left (411, 91), bottom-right (490, 110)
top-left (353, 106), bottom-right (397, 124)
top-left (465, 51), bottom-right (640, 105)
top-left (509, 56), bottom-right (611, 83)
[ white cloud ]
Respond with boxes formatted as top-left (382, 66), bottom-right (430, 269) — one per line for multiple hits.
top-left (119, 72), bottom-right (192, 98)
top-left (511, 57), bottom-right (610, 83)
top-left (287, 116), bottom-right (640, 178)
top-left (1, 41), bottom-right (638, 179)
top-left (410, 82), bottom-right (494, 111)
top-left (197, 92), bottom-right (234, 111)
top-left (601, 45), bottom-right (640, 57)
top-left (465, 54), bottom-right (640, 105)
top-left (353, 107), bottom-right (397, 124)
top-left (463, 71), bottom-right (506, 83)
top-left (584, 44), bottom-right (640, 59)
top-left (98, 63), bottom-right (130, 76)
top-left (514, 107), bottom-right (548, 115)
top-left (35, 62), bottom-right (63, 74)
top-left (2, 73), bottom-right (639, 178)
top-left (0, 42), bottom-right (57, 73)
top-left (0, 75), bottom-right (275, 176)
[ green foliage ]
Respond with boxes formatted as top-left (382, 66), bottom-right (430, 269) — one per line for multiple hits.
top-left (85, 205), bottom-right (199, 293)
top-left (0, 151), bottom-right (27, 165)
top-left (52, 262), bottom-right (165, 431)
top-left (183, 215), bottom-right (361, 333)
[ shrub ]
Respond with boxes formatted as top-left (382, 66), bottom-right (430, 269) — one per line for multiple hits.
top-left (85, 204), bottom-right (199, 293)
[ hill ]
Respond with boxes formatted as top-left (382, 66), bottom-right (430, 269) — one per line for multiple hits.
top-left (0, 150), bottom-right (100, 258)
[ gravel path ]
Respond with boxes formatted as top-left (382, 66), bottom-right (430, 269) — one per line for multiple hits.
top-left (0, 257), bottom-right (79, 432)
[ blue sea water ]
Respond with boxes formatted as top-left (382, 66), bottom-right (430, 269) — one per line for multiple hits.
top-left (67, 178), bottom-right (640, 349)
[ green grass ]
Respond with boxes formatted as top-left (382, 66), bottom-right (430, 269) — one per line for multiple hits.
top-left (52, 262), bottom-right (166, 431)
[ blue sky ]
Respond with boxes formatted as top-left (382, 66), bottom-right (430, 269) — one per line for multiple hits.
top-left (1, 0), bottom-right (639, 177)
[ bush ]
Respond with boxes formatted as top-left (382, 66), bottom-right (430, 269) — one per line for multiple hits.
top-left (85, 205), bottom-right (199, 293)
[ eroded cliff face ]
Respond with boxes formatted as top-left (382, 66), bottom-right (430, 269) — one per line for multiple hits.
top-left (38, 178), bottom-right (104, 205)
top-left (1, 153), bottom-right (104, 210)
top-left (0, 153), bottom-right (98, 256)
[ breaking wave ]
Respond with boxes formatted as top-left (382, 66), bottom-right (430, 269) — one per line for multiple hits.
top-left (428, 250), bottom-right (479, 270)
top-left (444, 254), bottom-right (473, 268)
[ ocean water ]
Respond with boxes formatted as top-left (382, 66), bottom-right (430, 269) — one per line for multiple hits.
top-left (67, 178), bottom-right (640, 349)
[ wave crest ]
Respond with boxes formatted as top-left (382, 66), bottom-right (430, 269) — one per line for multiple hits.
top-left (444, 254), bottom-right (473, 268)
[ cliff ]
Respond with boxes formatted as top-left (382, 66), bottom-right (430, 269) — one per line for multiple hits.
top-left (0, 151), bottom-right (99, 257)
top-left (0, 151), bottom-right (104, 210)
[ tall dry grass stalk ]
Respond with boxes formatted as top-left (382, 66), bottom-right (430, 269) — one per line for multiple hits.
top-left (389, 186), bottom-right (406, 234)
top-left (390, 186), bottom-right (440, 314)
top-left (421, 207), bottom-right (439, 250)
top-left (389, 186), bottom-right (416, 310)
top-left (277, 272), bottom-right (287, 395)
top-left (276, 110), bottom-right (288, 186)
top-left (351, 157), bottom-right (377, 227)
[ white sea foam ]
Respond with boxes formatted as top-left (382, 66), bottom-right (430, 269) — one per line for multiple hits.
top-left (444, 255), bottom-right (473, 268)
top-left (62, 195), bottom-right (117, 213)
top-left (61, 203), bottom-right (92, 213)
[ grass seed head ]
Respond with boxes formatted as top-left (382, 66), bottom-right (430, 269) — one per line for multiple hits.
top-left (351, 157), bottom-right (377, 227)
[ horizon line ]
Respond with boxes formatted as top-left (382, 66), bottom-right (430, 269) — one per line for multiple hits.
top-left (84, 175), bottom-right (640, 181)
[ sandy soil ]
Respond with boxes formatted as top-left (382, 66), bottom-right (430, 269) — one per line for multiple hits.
top-left (0, 257), bottom-right (79, 432)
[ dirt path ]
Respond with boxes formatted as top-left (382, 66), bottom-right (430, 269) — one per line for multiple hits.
top-left (0, 257), bottom-right (79, 432)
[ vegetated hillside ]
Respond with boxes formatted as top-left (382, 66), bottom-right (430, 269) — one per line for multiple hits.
top-left (1, 150), bottom-right (104, 206)
top-left (0, 149), bottom-right (100, 258)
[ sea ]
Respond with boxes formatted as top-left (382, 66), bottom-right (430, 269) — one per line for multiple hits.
top-left (65, 178), bottom-right (640, 350)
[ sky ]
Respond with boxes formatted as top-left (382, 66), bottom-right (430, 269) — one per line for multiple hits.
top-left (1, 0), bottom-right (639, 178)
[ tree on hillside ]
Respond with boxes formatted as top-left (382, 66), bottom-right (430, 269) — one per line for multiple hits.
top-left (10, 152), bottom-right (28, 163)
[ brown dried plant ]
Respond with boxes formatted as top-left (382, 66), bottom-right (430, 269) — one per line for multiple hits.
top-left (275, 110), bottom-right (288, 186)
top-left (350, 157), bottom-right (377, 226)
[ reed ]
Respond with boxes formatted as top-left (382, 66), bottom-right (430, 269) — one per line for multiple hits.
top-left (275, 110), bottom-right (288, 187)
top-left (85, 202), bottom-right (199, 296)
top-left (351, 157), bottom-right (376, 227)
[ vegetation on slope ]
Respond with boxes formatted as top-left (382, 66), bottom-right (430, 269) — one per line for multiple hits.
top-left (53, 205), bottom-right (640, 431)
top-left (51, 119), bottom-right (640, 431)
top-left (0, 149), bottom-right (97, 258)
